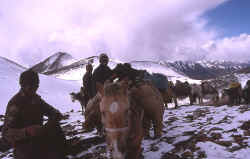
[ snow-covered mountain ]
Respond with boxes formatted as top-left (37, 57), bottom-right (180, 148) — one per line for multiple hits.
top-left (165, 60), bottom-right (250, 80)
top-left (28, 52), bottom-right (250, 81)
top-left (30, 52), bottom-right (76, 74)
top-left (28, 53), bottom-right (188, 81)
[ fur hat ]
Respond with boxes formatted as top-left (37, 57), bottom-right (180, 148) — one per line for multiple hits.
top-left (19, 70), bottom-right (39, 87)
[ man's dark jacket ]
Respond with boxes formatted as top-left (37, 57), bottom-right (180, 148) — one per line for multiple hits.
top-left (92, 64), bottom-right (113, 96)
top-left (82, 71), bottom-right (95, 99)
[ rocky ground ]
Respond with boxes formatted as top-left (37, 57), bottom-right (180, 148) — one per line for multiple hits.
top-left (1, 104), bottom-right (250, 159)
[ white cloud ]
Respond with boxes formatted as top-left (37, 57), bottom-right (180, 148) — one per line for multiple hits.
top-left (2, 0), bottom-right (246, 66)
top-left (204, 34), bottom-right (250, 62)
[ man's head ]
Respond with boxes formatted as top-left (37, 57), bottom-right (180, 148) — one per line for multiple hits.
top-left (86, 63), bottom-right (93, 73)
top-left (19, 70), bottom-right (39, 96)
top-left (99, 53), bottom-right (109, 66)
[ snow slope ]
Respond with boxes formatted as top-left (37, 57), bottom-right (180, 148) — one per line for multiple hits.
top-left (0, 57), bottom-right (81, 115)
top-left (2, 56), bottom-right (250, 159)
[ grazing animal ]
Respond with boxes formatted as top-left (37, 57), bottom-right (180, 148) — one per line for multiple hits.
top-left (160, 83), bottom-right (175, 104)
top-left (70, 87), bottom-right (86, 115)
top-left (222, 82), bottom-right (242, 105)
top-left (190, 81), bottom-right (219, 105)
top-left (201, 81), bottom-right (219, 104)
top-left (190, 83), bottom-right (203, 105)
top-left (98, 80), bottom-right (144, 159)
top-left (171, 80), bottom-right (192, 107)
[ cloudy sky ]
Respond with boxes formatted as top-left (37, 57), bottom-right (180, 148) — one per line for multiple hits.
top-left (0, 0), bottom-right (249, 67)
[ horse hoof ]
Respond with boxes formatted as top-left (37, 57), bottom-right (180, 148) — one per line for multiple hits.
top-left (154, 134), bottom-right (161, 139)
top-left (144, 135), bottom-right (151, 140)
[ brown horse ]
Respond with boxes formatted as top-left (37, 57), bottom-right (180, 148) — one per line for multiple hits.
top-left (222, 82), bottom-right (242, 105)
top-left (129, 81), bottom-right (164, 138)
top-left (169, 80), bottom-right (192, 107)
top-left (159, 81), bottom-right (176, 107)
top-left (190, 82), bottom-right (219, 105)
top-left (190, 83), bottom-right (203, 105)
top-left (201, 81), bottom-right (219, 104)
top-left (83, 93), bottom-right (103, 134)
top-left (98, 80), bottom-right (144, 159)
top-left (84, 79), bottom-right (164, 138)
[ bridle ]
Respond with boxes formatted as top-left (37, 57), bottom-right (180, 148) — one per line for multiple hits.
top-left (105, 127), bottom-right (129, 133)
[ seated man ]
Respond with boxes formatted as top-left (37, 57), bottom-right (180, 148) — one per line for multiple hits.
top-left (2, 70), bottom-right (67, 159)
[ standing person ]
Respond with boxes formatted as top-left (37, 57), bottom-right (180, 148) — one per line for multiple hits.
top-left (92, 53), bottom-right (114, 96)
top-left (83, 53), bottom-right (114, 134)
top-left (82, 63), bottom-right (95, 106)
top-left (2, 70), bottom-right (67, 159)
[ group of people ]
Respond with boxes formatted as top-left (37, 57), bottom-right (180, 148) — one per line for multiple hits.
top-left (81, 53), bottom-right (114, 107)
top-left (2, 53), bottom-right (114, 159)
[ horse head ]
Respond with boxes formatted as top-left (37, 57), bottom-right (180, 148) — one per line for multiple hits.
top-left (97, 80), bottom-right (137, 159)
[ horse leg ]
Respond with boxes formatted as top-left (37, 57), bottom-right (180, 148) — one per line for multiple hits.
top-left (143, 117), bottom-right (151, 138)
top-left (238, 96), bottom-right (240, 104)
top-left (173, 96), bottom-right (178, 107)
top-left (198, 96), bottom-right (202, 105)
top-left (189, 95), bottom-right (194, 105)
top-left (127, 145), bottom-right (142, 159)
top-left (201, 95), bottom-right (204, 105)
top-left (80, 103), bottom-right (84, 115)
top-left (153, 118), bottom-right (162, 138)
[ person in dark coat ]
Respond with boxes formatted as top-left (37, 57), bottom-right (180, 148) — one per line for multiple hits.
top-left (82, 63), bottom-right (95, 105)
top-left (83, 53), bottom-right (115, 134)
top-left (92, 53), bottom-right (114, 96)
top-left (2, 70), bottom-right (67, 159)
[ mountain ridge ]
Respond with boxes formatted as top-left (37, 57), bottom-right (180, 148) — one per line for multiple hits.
top-left (2, 53), bottom-right (250, 80)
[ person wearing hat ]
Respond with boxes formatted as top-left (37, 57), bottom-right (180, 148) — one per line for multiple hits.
top-left (2, 69), bottom-right (67, 159)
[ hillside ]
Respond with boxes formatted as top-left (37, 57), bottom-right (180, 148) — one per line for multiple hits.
top-left (1, 55), bottom-right (250, 159)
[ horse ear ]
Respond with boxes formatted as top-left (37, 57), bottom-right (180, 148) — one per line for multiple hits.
top-left (96, 82), bottom-right (104, 97)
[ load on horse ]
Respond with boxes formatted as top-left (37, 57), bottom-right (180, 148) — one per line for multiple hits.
top-left (113, 63), bottom-right (170, 107)
top-left (83, 63), bottom-right (164, 138)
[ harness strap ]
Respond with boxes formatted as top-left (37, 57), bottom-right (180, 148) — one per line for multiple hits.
top-left (105, 127), bottom-right (129, 133)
